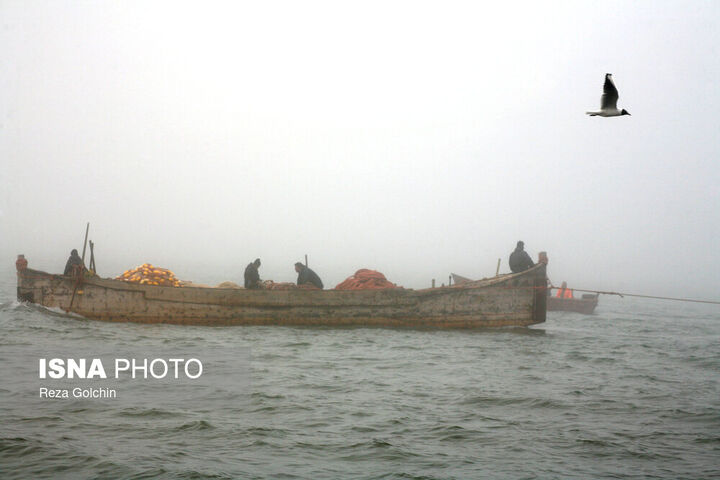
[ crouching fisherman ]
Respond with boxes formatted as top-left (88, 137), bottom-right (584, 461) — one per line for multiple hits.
top-left (295, 262), bottom-right (323, 289)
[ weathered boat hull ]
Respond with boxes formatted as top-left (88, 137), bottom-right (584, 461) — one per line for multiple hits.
top-left (547, 294), bottom-right (598, 314)
top-left (16, 263), bottom-right (547, 328)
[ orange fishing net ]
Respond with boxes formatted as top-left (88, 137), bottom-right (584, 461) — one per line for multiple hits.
top-left (116, 263), bottom-right (182, 287)
top-left (335, 269), bottom-right (400, 290)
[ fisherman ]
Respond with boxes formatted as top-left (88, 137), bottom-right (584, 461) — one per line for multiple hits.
top-left (244, 258), bottom-right (262, 289)
top-left (63, 249), bottom-right (86, 276)
top-left (556, 281), bottom-right (574, 299)
top-left (508, 241), bottom-right (534, 273)
top-left (295, 262), bottom-right (323, 289)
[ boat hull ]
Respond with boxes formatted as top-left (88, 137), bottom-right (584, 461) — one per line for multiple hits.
top-left (17, 264), bottom-right (547, 328)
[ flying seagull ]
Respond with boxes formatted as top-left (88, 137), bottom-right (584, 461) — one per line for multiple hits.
top-left (586, 73), bottom-right (631, 117)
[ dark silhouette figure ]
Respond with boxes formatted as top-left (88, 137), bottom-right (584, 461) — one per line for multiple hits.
top-left (295, 262), bottom-right (323, 289)
top-left (63, 249), bottom-right (85, 276)
top-left (244, 258), bottom-right (262, 289)
top-left (509, 241), bottom-right (534, 273)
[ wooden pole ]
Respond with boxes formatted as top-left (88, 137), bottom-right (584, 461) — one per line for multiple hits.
top-left (89, 240), bottom-right (96, 274)
top-left (496, 258), bottom-right (501, 276)
top-left (80, 223), bottom-right (90, 263)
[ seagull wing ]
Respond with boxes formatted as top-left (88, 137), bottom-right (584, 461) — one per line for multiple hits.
top-left (600, 73), bottom-right (619, 110)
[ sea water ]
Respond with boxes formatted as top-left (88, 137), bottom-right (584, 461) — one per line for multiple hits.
top-left (1, 266), bottom-right (718, 479)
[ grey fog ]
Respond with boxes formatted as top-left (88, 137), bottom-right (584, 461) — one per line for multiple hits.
top-left (1, 1), bottom-right (719, 300)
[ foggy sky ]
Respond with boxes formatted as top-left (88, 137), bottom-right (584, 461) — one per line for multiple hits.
top-left (1, 1), bottom-right (719, 298)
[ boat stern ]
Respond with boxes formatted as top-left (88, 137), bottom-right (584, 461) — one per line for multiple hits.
top-left (531, 260), bottom-right (548, 324)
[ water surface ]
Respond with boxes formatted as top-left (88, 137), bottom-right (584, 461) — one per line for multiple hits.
top-left (1, 268), bottom-right (718, 479)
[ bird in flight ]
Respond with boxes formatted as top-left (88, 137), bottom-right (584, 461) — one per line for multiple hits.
top-left (586, 73), bottom-right (631, 117)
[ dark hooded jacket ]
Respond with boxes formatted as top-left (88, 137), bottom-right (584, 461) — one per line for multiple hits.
top-left (297, 265), bottom-right (323, 289)
top-left (244, 262), bottom-right (261, 289)
top-left (509, 247), bottom-right (534, 273)
top-left (64, 251), bottom-right (85, 276)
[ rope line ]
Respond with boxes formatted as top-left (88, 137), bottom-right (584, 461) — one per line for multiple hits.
top-left (548, 285), bottom-right (720, 305)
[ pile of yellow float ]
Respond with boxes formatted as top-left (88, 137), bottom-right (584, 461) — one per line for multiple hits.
top-left (116, 263), bottom-right (182, 287)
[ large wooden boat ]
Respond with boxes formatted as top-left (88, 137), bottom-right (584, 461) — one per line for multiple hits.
top-left (16, 260), bottom-right (547, 328)
top-left (547, 293), bottom-right (599, 314)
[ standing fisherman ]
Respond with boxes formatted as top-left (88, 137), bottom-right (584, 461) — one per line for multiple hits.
top-left (63, 249), bottom-right (86, 276)
top-left (244, 258), bottom-right (262, 289)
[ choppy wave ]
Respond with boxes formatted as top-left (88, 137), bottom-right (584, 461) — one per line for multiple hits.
top-left (1, 273), bottom-right (719, 479)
